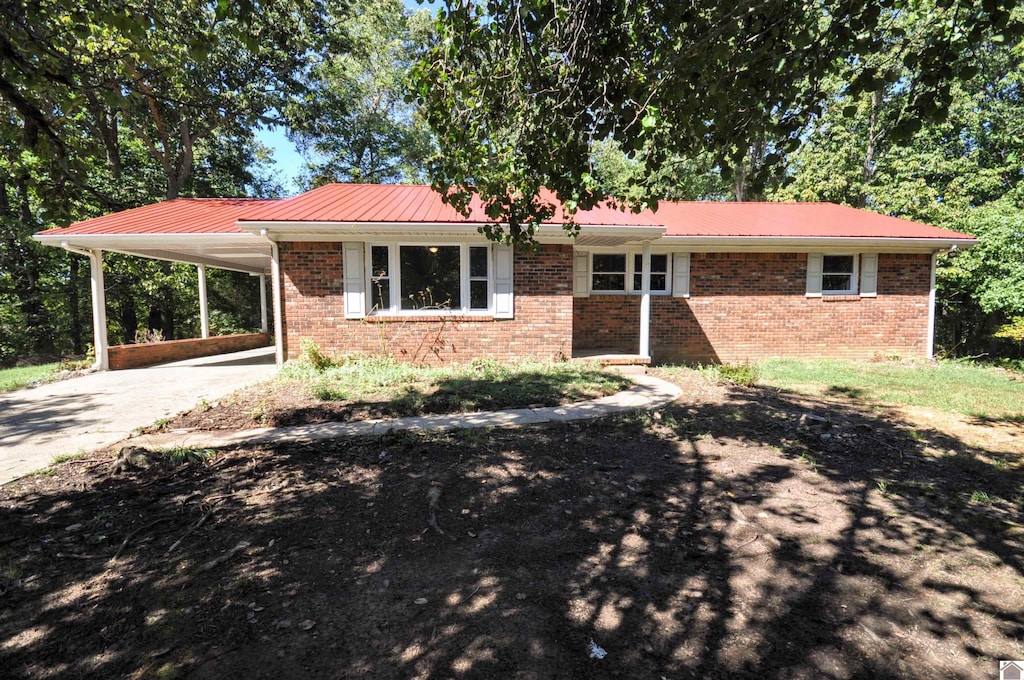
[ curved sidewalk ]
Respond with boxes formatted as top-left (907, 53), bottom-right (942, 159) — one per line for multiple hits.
top-left (128, 373), bottom-right (683, 452)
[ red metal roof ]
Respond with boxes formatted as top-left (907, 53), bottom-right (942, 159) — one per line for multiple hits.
top-left (40, 198), bottom-right (276, 237)
top-left (237, 183), bottom-right (659, 226)
top-left (36, 185), bottom-right (975, 241)
top-left (653, 201), bottom-right (971, 239)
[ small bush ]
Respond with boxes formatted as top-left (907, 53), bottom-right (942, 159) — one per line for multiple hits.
top-left (712, 362), bottom-right (760, 386)
top-left (299, 339), bottom-right (336, 372)
top-left (163, 447), bottom-right (215, 466)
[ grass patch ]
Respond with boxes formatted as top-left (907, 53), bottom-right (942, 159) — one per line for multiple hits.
top-left (281, 354), bottom-right (631, 414)
top-left (0, 363), bottom-right (60, 392)
top-left (51, 452), bottom-right (86, 465)
top-left (160, 447), bottom-right (215, 466)
top-left (757, 359), bottom-right (1024, 418)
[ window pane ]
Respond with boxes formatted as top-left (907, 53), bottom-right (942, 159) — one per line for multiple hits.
top-left (651, 273), bottom-right (667, 290)
top-left (400, 246), bottom-right (461, 310)
top-left (470, 280), bottom-right (488, 310)
top-left (632, 253), bottom-right (668, 274)
top-left (593, 254), bottom-right (626, 273)
top-left (469, 246), bottom-right (488, 278)
top-left (371, 280), bottom-right (390, 310)
top-left (823, 255), bottom-right (854, 275)
top-left (593, 273), bottom-right (626, 291)
top-left (371, 246), bottom-right (389, 277)
top-left (822, 274), bottom-right (852, 291)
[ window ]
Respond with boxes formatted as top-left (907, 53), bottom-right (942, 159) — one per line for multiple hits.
top-left (592, 254), bottom-right (627, 292)
top-left (633, 253), bottom-right (669, 293)
top-left (588, 252), bottom-right (670, 294)
top-left (807, 253), bottom-right (875, 298)
top-left (368, 244), bottom-right (492, 314)
top-left (822, 255), bottom-right (857, 294)
top-left (370, 245), bottom-right (391, 311)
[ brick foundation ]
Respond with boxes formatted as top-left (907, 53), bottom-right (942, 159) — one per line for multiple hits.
top-left (107, 333), bottom-right (271, 370)
top-left (573, 252), bottom-right (932, 363)
top-left (279, 242), bottom-right (574, 365)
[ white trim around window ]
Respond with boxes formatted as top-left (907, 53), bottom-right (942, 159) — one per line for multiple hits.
top-left (807, 252), bottom-right (867, 297)
top-left (365, 242), bottom-right (498, 315)
top-left (584, 250), bottom-right (671, 296)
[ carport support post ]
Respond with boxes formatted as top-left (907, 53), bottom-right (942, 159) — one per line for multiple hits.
top-left (639, 243), bottom-right (652, 359)
top-left (197, 264), bottom-right (210, 339)
top-left (270, 240), bottom-right (284, 366)
top-left (259, 274), bottom-right (268, 334)
top-left (89, 249), bottom-right (109, 370)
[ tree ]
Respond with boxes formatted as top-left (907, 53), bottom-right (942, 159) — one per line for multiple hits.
top-left (411, 1), bottom-right (1024, 245)
top-left (0, 1), bottom-right (340, 359)
top-left (937, 200), bottom-right (1024, 354)
top-left (590, 140), bottom-right (729, 202)
top-left (290, 0), bottom-right (434, 186)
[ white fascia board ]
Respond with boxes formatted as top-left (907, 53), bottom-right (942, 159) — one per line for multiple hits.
top-left (238, 221), bottom-right (665, 244)
top-left (652, 235), bottom-right (978, 252)
top-left (34, 232), bottom-right (271, 250)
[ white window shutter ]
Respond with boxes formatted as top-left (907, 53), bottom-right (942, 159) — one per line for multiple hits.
top-left (806, 253), bottom-right (823, 297)
top-left (493, 244), bottom-right (514, 318)
top-left (672, 252), bottom-right (691, 298)
top-left (860, 253), bottom-right (878, 297)
top-left (343, 242), bottom-right (366, 319)
top-left (573, 250), bottom-right (590, 297)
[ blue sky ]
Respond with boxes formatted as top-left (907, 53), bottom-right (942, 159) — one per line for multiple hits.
top-left (254, 0), bottom-right (441, 195)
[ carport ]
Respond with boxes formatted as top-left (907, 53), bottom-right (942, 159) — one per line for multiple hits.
top-left (33, 198), bottom-right (279, 370)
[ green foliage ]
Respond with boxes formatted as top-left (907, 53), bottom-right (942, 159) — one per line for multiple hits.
top-left (412, 1), bottom-right (1023, 246)
top-left (298, 339), bottom-right (338, 372)
top-left (0, 0), bottom-right (341, 363)
top-left (290, 0), bottom-right (434, 186)
top-left (162, 447), bottom-right (216, 466)
top-left (713, 362), bottom-right (761, 387)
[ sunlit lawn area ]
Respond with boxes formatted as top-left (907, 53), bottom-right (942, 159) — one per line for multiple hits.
top-left (0, 363), bottom-right (60, 393)
top-left (756, 358), bottom-right (1024, 418)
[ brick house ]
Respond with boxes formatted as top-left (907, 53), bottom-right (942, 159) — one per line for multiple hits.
top-left (35, 184), bottom-right (975, 370)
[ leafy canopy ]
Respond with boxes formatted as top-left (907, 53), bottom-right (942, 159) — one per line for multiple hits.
top-left (411, 0), bottom-right (1024, 246)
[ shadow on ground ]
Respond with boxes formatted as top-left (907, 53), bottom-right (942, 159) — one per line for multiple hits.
top-left (1, 385), bottom-right (1022, 678)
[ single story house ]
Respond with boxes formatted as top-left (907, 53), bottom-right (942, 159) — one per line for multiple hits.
top-left (34, 183), bottom-right (975, 370)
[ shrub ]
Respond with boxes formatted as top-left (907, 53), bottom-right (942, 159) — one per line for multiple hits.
top-left (299, 338), bottom-right (335, 372)
top-left (715, 362), bottom-right (760, 386)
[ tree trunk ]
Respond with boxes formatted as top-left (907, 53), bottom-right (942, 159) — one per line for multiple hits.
top-left (15, 177), bottom-right (54, 355)
top-left (68, 255), bottom-right (83, 355)
top-left (858, 90), bottom-right (882, 208)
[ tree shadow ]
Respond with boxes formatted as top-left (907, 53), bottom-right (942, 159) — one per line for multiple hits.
top-left (1, 383), bottom-right (1022, 678)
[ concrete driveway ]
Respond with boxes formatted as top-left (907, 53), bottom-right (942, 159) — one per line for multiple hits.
top-left (0, 346), bottom-right (277, 484)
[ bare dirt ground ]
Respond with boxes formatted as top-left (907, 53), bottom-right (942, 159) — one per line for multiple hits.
top-left (2, 373), bottom-right (1023, 679)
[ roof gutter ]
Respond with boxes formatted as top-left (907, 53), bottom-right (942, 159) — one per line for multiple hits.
top-left (238, 221), bottom-right (666, 243)
top-left (652, 235), bottom-right (977, 251)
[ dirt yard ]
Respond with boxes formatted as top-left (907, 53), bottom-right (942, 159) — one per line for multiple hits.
top-left (2, 374), bottom-right (1023, 679)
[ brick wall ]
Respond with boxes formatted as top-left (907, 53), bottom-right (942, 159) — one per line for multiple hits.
top-left (278, 242), bottom-right (574, 365)
top-left (574, 252), bottom-right (933, 363)
top-left (107, 333), bottom-right (271, 370)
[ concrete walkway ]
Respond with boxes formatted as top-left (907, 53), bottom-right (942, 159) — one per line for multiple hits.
top-left (0, 346), bottom-right (277, 483)
top-left (128, 373), bottom-right (683, 452)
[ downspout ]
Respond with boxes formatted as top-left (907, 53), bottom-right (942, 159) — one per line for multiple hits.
top-left (263, 230), bottom-right (285, 366)
top-left (61, 242), bottom-right (109, 371)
